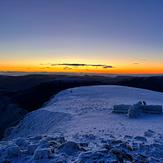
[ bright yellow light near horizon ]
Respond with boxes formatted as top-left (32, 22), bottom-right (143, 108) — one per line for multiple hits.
top-left (0, 57), bottom-right (163, 74)
top-left (1, 64), bottom-right (163, 74)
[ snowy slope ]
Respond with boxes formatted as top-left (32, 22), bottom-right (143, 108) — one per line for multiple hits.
top-left (1, 85), bottom-right (163, 162)
top-left (6, 85), bottom-right (163, 140)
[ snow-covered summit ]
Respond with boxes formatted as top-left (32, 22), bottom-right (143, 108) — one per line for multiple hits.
top-left (6, 85), bottom-right (163, 140)
top-left (1, 85), bottom-right (163, 162)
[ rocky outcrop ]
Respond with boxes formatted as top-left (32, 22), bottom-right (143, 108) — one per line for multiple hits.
top-left (0, 132), bottom-right (163, 163)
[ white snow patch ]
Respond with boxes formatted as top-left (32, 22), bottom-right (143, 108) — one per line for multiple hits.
top-left (1, 85), bottom-right (163, 162)
top-left (6, 85), bottom-right (163, 140)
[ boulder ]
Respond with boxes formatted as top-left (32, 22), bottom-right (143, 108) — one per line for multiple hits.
top-left (144, 130), bottom-right (155, 137)
top-left (6, 145), bottom-right (21, 158)
top-left (57, 141), bottom-right (81, 155)
top-left (15, 138), bottom-right (29, 148)
top-left (27, 144), bottom-right (38, 155)
top-left (111, 148), bottom-right (133, 162)
top-left (33, 148), bottom-right (52, 160)
top-left (134, 136), bottom-right (147, 142)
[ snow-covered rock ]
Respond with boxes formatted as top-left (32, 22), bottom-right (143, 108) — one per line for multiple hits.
top-left (27, 144), bottom-right (38, 155)
top-left (0, 133), bottom-right (163, 162)
top-left (15, 138), bottom-right (29, 148)
top-left (6, 144), bottom-right (21, 158)
top-left (33, 147), bottom-right (52, 160)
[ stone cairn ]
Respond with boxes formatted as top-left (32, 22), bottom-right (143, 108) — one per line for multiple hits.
top-left (112, 101), bottom-right (162, 118)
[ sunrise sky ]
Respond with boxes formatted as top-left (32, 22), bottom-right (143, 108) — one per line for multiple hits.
top-left (0, 0), bottom-right (163, 74)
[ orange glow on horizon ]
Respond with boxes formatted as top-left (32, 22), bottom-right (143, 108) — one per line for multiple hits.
top-left (1, 63), bottom-right (163, 74)
top-left (1, 57), bottom-right (163, 74)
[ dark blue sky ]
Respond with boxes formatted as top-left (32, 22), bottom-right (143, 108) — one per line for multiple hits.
top-left (0, 0), bottom-right (163, 73)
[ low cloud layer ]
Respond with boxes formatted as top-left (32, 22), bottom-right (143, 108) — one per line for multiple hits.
top-left (49, 63), bottom-right (114, 69)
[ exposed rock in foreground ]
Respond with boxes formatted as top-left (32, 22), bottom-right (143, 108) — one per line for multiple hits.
top-left (0, 130), bottom-right (163, 163)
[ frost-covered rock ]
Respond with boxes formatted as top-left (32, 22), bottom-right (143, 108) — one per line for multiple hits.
top-left (124, 135), bottom-right (133, 140)
top-left (37, 137), bottom-right (60, 151)
top-left (134, 136), bottom-right (147, 142)
top-left (6, 145), bottom-right (21, 158)
top-left (15, 137), bottom-right (29, 148)
top-left (117, 142), bottom-right (133, 151)
top-left (27, 144), bottom-right (38, 155)
top-left (0, 135), bottom-right (163, 162)
top-left (77, 151), bottom-right (110, 163)
top-left (33, 148), bottom-right (52, 160)
top-left (111, 148), bottom-right (133, 162)
top-left (53, 137), bottom-right (66, 144)
top-left (58, 141), bottom-right (81, 155)
top-left (144, 129), bottom-right (155, 137)
top-left (29, 135), bottom-right (43, 141)
top-left (111, 139), bottom-right (123, 145)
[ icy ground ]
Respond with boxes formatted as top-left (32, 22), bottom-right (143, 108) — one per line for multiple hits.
top-left (1, 85), bottom-right (163, 162)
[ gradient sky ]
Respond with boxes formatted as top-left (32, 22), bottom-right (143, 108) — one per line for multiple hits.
top-left (0, 0), bottom-right (163, 74)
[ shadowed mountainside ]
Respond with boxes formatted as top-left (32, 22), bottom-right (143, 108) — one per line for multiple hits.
top-left (1, 75), bottom-right (163, 112)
